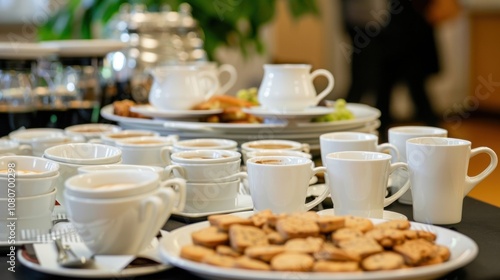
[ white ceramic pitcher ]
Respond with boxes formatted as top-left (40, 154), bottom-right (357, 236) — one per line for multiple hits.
top-left (148, 65), bottom-right (218, 110)
top-left (258, 64), bottom-right (335, 111)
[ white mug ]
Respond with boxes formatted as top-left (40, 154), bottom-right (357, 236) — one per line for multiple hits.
top-left (241, 139), bottom-right (310, 163)
top-left (64, 123), bottom-right (122, 141)
top-left (258, 64), bottom-right (334, 111)
top-left (9, 128), bottom-right (84, 157)
top-left (246, 156), bottom-right (329, 213)
top-left (184, 179), bottom-right (242, 213)
top-left (115, 136), bottom-right (176, 166)
top-left (96, 130), bottom-right (162, 146)
top-left (172, 138), bottom-right (238, 152)
top-left (320, 132), bottom-right (399, 166)
top-left (148, 65), bottom-right (218, 110)
top-left (64, 170), bottom-right (186, 255)
top-left (320, 151), bottom-right (410, 219)
top-left (407, 137), bottom-right (497, 224)
top-left (388, 126), bottom-right (448, 204)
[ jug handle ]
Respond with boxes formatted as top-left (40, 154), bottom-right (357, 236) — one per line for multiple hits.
top-left (217, 64), bottom-right (237, 94)
top-left (310, 69), bottom-right (335, 105)
top-left (198, 71), bottom-right (218, 99)
top-left (464, 147), bottom-right (498, 196)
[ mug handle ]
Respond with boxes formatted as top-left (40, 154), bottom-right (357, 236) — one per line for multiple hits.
top-left (18, 144), bottom-right (32, 155)
top-left (164, 165), bottom-right (186, 179)
top-left (160, 146), bottom-right (172, 166)
top-left (159, 178), bottom-right (187, 213)
top-left (310, 69), bottom-right (335, 105)
top-left (217, 64), bottom-right (237, 94)
top-left (305, 166), bottom-right (330, 210)
top-left (139, 195), bottom-right (164, 249)
top-left (301, 143), bottom-right (311, 154)
top-left (377, 143), bottom-right (400, 162)
top-left (383, 162), bottom-right (410, 207)
top-left (198, 71), bottom-right (218, 99)
top-left (464, 147), bottom-right (498, 196)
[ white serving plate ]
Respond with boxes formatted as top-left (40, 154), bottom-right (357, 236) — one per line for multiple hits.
top-left (159, 212), bottom-right (478, 280)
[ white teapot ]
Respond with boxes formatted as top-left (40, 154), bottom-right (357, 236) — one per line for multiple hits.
top-left (148, 65), bottom-right (218, 110)
top-left (258, 64), bottom-right (334, 111)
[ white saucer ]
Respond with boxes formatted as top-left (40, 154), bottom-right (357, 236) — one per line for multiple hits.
top-left (172, 194), bottom-right (253, 219)
top-left (242, 106), bottom-right (334, 120)
top-left (130, 105), bottom-right (223, 120)
top-left (317, 209), bottom-right (408, 220)
top-left (41, 39), bottom-right (126, 57)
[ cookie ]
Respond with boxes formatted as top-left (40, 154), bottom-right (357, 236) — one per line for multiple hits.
top-left (180, 245), bottom-right (216, 262)
top-left (338, 236), bottom-right (384, 259)
top-left (216, 245), bottom-right (241, 257)
top-left (437, 245), bottom-right (451, 261)
top-left (393, 239), bottom-right (438, 265)
top-left (331, 227), bottom-right (364, 244)
top-left (267, 231), bottom-right (287, 245)
top-left (361, 251), bottom-right (405, 271)
top-left (316, 215), bottom-right (345, 233)
top-left (270, 252), bottom-right (315, 272)
top-left (208, 214), bottom-right (253, 231)
top-left (284, 237), bottom-right (324, 254)
top-left (276, 216), bottom-right (320, 239)
top-left (344, 216), bottom-right (374, 232)
top-left (229, 225), bottom-right (269, 252)
top-left (202, 254), bottom-right (237, 267)
top-left (364, 228), bottom-right (406, 248)
top-left (375, 219), bottom-right (411, 230)
top-left (234, 256), bottom-right (271, 271)
top-left (192, 226), bottom-right (229, 248)
top-left (292, 211), bottom-right (320, 221)
top-left (313, 260), bottom-right (360, 272)
top-left (250, 209), bottom-right (274, 227)
top-left (314, 243), bottom-right (360, 262)
top-left (244, 245), bottom-right (285, 262)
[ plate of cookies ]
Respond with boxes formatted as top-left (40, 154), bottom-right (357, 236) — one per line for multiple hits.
top-left (159, 211), bottom-right (478, 280)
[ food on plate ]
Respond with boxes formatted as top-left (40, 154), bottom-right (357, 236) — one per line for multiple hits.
top-left (193, 95), bottom-right (263, 124)
top-left (179, 211), bottom-right (451, 272)
top-left (236, 87), bottom-right (259, 105)
top-left (312, 98), bottom-right (354, 122)
top-left (113, 99), bottom-right (150, 119)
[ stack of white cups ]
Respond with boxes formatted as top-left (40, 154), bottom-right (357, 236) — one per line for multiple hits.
top-left (0, 156), bottom-right (59, 240)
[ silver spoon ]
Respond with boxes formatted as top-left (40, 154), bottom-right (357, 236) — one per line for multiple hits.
top-left (54, 237), bottom-right (93, 268)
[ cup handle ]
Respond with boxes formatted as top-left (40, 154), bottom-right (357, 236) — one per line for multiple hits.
top-left (383, 162), bottom-right (410, 207)
top-left (160, 146), bottom-right (172, 166)
top-left (304, 166), bottom-right (330, 211)
top-left (18, 144), bottom-right (32, 155)
top-left (464, 147), bottom-right (498, 196)
top-left (164, 165), bottom-right (186, 179)
top-left (217, 64), bottom-right (237, 94)
top-left (377, 143), bottom-right (400, 162)
top-left (139, 195), bottom-right (164, 248)
top-left (198, 71), bottom-right (218, 99)
top-left (310, 69), bottom-right (335, 105)
top-left (165, 134), bottom-right (180, 143)
top-left (301, 143), bottom-right (311, 154)
top-left (159, 178), bottom-right (187, 213)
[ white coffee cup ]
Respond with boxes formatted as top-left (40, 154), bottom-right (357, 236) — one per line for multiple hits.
top-left (406, 137), bottom-right (497, 224)
top-left (0, 172), bottom-right (58, 197)
top-left (0, 139), bottom-right (31, 155)
top-left (0, 155), bottom-right (60, 178)
top-left (320, 151), bottom-right (409, 219)
top-left (320, 132), bottom-right (399, 166)
top-left (245, 150), bottom-right (312, 160)
top-left (65, 123), bottom-right (122, 140)
top-left (0, 188), bottom-right (57, 241)
top-left (167, 150), bottom-right (242, 182)
top-left (78, 164), bottom-right (167, 179)
top-left (246, 156), bottom-right (329, 213)
top-left (92, 129), bottom-right (162, 146)
top-left (388, 126), bottom-right (448, 204)
top-left (183, 179), bottom-right (242, 213)
top-left (148, 65), bottom-right (218, 110)
top-left (258, 64), bottom-right (334, 111)
top-left (9, 128), bottom-right (85, 157)
top-left (115, 136), bottom-right (176, 166)
top-left (241, 139), bottom-right (310, 163)
top-left (64, 170), bottom-right (186, 255)
top-left (172, 138), bottom-right (238, 152)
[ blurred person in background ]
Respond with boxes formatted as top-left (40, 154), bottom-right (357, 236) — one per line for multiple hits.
top-left (342, 0), bottom-right (461, 138)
